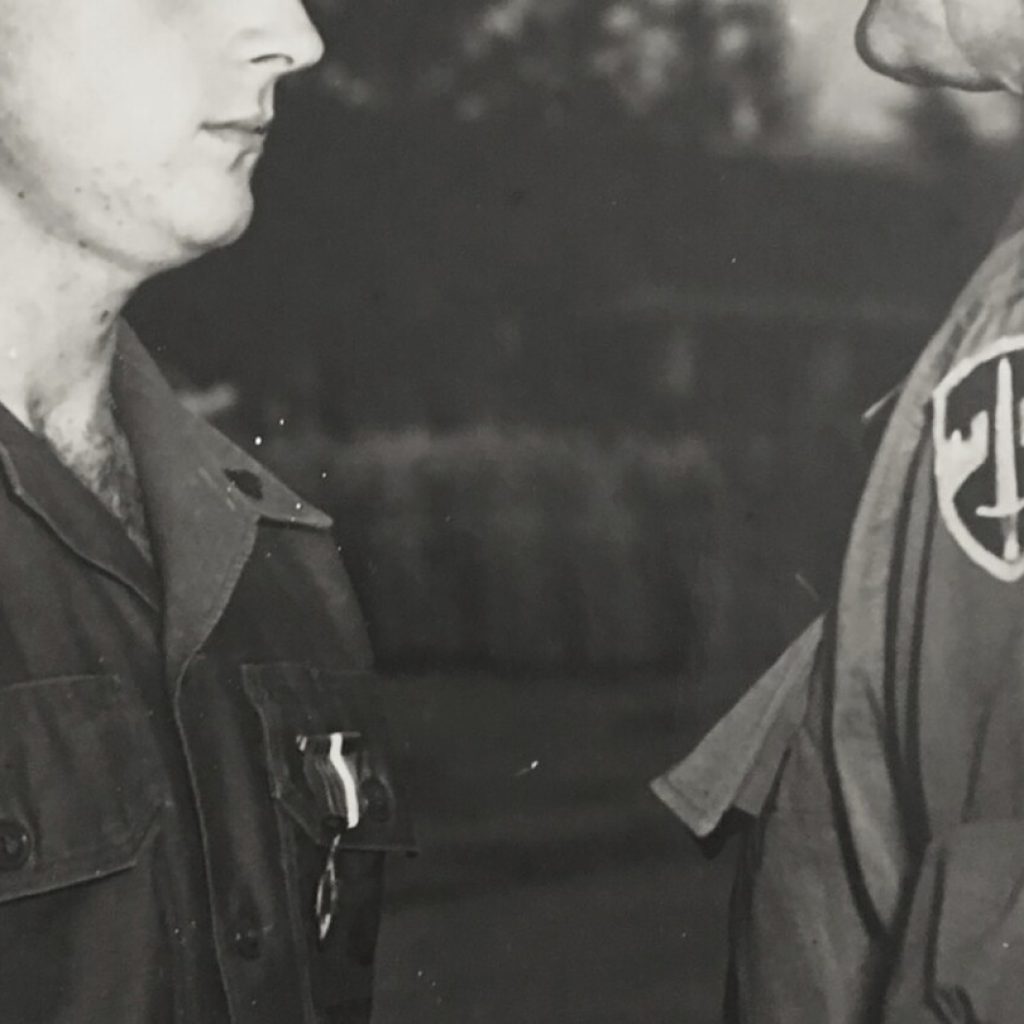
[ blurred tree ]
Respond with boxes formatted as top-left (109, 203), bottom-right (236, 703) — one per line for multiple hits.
top-left (300, 0), bottom-right (792, 143)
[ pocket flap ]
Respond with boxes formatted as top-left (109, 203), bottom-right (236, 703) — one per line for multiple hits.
top-left (241, 665), bottom-right (416, 853)
top-left (651, 618), bottom-right (822, 838)
top-left (0, 675), bottom-right (162, 903)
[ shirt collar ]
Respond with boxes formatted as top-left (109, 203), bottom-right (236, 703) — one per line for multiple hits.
top-left (0, 393), bottom-right (160, 608)
top-left (112, 321), bottom-right (333, 688)
top-left (113, 322), bottom-right (332, 533)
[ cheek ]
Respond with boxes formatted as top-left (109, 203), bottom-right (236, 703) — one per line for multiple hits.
top-left (21, 5), bottom-right (206, 164)
top-left (79, 54), bottom-right (200, 158)
top-left (0, 53), bottom-right (197, 189)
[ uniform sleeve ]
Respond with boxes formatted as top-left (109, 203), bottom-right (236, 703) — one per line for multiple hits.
top-left (651, 619), bottom-right (821, 839)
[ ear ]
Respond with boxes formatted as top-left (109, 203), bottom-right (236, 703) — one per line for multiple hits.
top-left (856, 0), bottom-right (1004, 90)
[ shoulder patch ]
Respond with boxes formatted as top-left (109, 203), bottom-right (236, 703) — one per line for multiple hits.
top-left (933, 334), bottom-right (1024, 582)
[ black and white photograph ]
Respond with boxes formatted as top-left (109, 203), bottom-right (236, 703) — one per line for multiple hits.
top-left (2, 0), bottom-right (1024, 1021)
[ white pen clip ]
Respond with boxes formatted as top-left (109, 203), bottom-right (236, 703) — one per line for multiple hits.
top-left (297, 731), bottom-right (363, 944)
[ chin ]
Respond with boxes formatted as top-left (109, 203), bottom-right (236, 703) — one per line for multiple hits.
top-left (190, 183), bottom-right (255, 245)
top-left (159, 186), bottom-right (256, 267)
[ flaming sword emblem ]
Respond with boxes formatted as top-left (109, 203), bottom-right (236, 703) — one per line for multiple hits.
top-left (975, 356), bottom-right (1024, 563)
top-left (933, 336), bottom-right (1024, 583)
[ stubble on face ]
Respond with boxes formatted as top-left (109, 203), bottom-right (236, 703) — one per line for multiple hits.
top-left (0, 0), bottom-right (270, 278)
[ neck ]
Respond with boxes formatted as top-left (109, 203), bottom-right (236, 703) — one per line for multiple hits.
top-left (0, 189), bottom-right (141, 433)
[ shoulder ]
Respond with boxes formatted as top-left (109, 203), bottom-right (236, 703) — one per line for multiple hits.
top-left (651, 619), bottom-right (823, 840)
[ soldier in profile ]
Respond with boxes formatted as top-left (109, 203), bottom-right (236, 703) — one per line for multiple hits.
top-left (655, 0), bottom-right (1024, 1021)
top-left (0, 1), bottom-right (411, 1021)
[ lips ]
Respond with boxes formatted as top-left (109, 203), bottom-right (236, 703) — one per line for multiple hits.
top-left (208, 117), bottom-right (272, 135)
top-left (202, 118), bottom-right (273, 152)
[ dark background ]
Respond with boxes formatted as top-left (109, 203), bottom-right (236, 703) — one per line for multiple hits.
top-left (130, 2), bottom-right (1024, 1019)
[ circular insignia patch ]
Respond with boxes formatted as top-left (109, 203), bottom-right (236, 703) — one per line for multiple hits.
top-left (933, 334), bottom-right (1024, 582)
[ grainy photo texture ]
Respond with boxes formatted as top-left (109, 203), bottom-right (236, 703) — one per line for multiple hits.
top-left (2, 0), bottom-right (1023, 1022)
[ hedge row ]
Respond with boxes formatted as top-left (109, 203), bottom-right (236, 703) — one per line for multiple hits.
top-left (264, 426), bottom-right (729, 670)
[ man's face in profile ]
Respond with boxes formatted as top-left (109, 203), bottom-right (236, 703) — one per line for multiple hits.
top-left (0, 0), bottom-right (323, 274)
top-left (858, 0), bottom-right (1024, 91)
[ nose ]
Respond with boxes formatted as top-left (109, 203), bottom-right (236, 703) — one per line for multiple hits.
top-left (247, 0), bottom-right (325, 75)
top-left (855, 0), bottom-right (991, 88)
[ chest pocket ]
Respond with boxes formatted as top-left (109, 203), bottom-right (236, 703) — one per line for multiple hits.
top-left (241, 664), bottom-right (415, 1023)
top-left (0, 674), bottom-right (162, 904)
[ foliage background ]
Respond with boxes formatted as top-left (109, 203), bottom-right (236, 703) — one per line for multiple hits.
top-left (129, 4), bottom-right (1024, 1019)
top-left (131, 0), bottom-right (1024, 674)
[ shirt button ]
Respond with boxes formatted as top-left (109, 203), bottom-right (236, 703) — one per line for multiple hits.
top-left (0, 821), bottom-right (30, 870)
top-left (361, 778), bottom-right (392, 823)
top-left (232, 926), bottom-right (263, 961)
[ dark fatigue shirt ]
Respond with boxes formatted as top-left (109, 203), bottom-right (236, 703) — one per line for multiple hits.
top-left (0, 324), bottom-right (413, 1024)
top-left (654, 194), bottom-right (1024, 1023)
